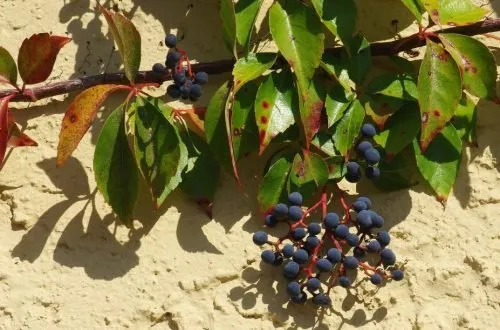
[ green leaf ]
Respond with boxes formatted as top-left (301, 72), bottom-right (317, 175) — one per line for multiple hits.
top-left (312, 132), bottom-right (338, 157)
top-left (258, 157), bottom-right (292, 211)
top-left (288, 151), bottom-right (328, 200)
top-left (94, 105), bottom-right (139, 225)
top-left (372, 147), bottom-right (419, 192)
top-left (133, 97), bottom-right (188, 208)
top-left (254, 69), bottom-right (297, 154)
top-left (399, 0), bottom-right (425, 22)
top-left (346, 34), bottom-right (371, 85)
top-left (332, 99), bottom-right (365, 158)
top-left (418, 40), bottom-right (461, 152)
top-left (439, 33), bottom-right (498, 101)
top-left (99, 4), bottom-right (141, 83)
top-left (310, 0), bottom-right (357, 46)
top-left (413, 124), bottom-right (462, 204)
top-left (325, 83), bottom-right (354, 128)
top-left (235, 0), bottom-right (263, 52)
top-left (269, 0), bottom-right (324, 94)
top-left (374, 104), bottom-right (421, 156)
top-left (0, 47), bottom-right (17, 85)
top-left (325, 156), bottom-right (346, 182)
top-left (422, 0), bottom-right (488, 26)
top-left (321, 52), bottom-right (352, 91)
top-left (300, 77), bottom-right (326, 146)
top-left (220, 0), bottom-right (237, 58)
top-left (367, 73), bottom-right (418, 101)
top-left (232, 52), bottom-right (277, 93)
top-left (231, 82), bottom-right (259, 159)
top-left (180, 131), bottom-right (220, 216)
top-left (453, 93), bottom-right (477, 145)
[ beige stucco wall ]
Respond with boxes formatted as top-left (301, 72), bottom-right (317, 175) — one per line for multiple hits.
top-left (0, 0), bottom-right (499, 329)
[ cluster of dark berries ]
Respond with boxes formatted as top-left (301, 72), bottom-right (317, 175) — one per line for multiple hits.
top-left (152, 34), bottom-right (209, 101)
top-left (345, 123), bottom-right (381, 183)
top-left (252, 192), bottom-right (404, 306)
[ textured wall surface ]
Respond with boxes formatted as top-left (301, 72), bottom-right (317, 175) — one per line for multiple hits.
top-left (0, 0), bottom-right (499, 329)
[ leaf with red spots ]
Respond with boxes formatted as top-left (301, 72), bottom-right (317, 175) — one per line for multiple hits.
top-left (269, 0), bottom-right (324, 101)
top-left (374, 103), bottom-right (421, 156)
top-left (0, 47), bottom-right (17, 85)
top-left (422, 0), bottom-right (488, 26)
top-left (332, 99), bottom-right (365, 158)
top-left (254, 69), bottom-right (297, 155)
top-left (258, 157), bottom-right (292, 211)
top-left (310, 0), bottom-right (357, 48)
top-left (231, 82), bottom-right (259, 160)
top-left (133, 97), bottom-right (188, 209)
top-left (439, 33), bottom-right (498, 101)
top-left (94, 104), bottom-right (139, 225)
top-left (418, 40), bottom-right (461, 152)
top-left (363, 94), bottom-right (404, 130)
top-left (220, 0), bottom-right (237, 58)
top-left (413, 124), bottom-right (462, 204)
top-left (232, 52), bottom-right (277, 93)
top-left (288, 151), bottom-right (328, 201)
top-left (300, 77), bottom-right (326, 147)
top-left (98, 3), bottom-right (141, 83)
top-left (366, 73), bottom-right (418, 101)
top-left (17, 33), bottom-right (71, 85)
top-left (180, 131), bottom-right (220, 219)
top-left (400, 0), bottom-right (425, 22)
top-left (453, 93), bottom-right (477, 145)
top-left (57, 84), bottom-right (129, 166)
top-left (235, 0), bottom-right (264, 53)
top-left (325, 83), bottom-right (354, 128)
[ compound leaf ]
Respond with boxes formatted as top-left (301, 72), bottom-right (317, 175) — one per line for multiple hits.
top-left (235, 0), bottom-right (263, 52)
top-left (17, 33), bottom-right (71, 85)
top-left (422, 0), bottom-right (488, 26)
top-left (258, 157), bottom-right (292, 211)
top-left (418, 40), bottom-right (461, 152)
top-left (232, 52), bottom-right (277, 93)
top-left (220, 0), bottom-right (237, 58)
top-left (332, 99), bottom-right (365, 158)
top-left (94, 104), bottom-right (139, 225)
top-left (310, 0), bottom-right (357, 47)
top-left (0, 47), bottom-right (17, 85)
top-left (232, 82), bottom-right (259, 159)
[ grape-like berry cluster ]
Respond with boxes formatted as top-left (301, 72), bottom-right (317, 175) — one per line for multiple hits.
top-left (152, 34), bottom-right (209, 101)
top-left (252, 191), bottom-right (404, 306)
top-left (346, 123), bottom-right (381, 183)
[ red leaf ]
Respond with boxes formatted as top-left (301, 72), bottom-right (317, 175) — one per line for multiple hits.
top-left (17, 33), bottom-right (71, 85)
top-left (56, 84), bottom-right (129, 166)
top-left (7, 117), bottom-right (38, 148)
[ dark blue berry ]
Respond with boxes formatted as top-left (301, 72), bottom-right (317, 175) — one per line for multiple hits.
top-left (287, 281), bottom-right (301, 297)
top-left (173, 70), bottom-right (187, 86)
top-left (345, 173), bottom-right (361, 183)
top-left (353, 247), bottom-right (366, 258)
top-left (152, 63), bottom-right (165, 74)
top-left (166, 85), bottom-right (181, 99)
top-left (371, 213), bottom-right (384, 228)
top-left (189, 84), bottom-right (202, 101)
top-left (166, 51), bottom-right (181, 68)
top-left (367, 240), bottom-right (381, 253)
top-left (282, 244), bottom-right (294, 258)
top-left (391, 269), bottom-right (404, 281)
top-left (334, 224), bottom-right (349, 239)
top-left (165, 33), bottom-right (177, 48)
top-left (377, 231), bottom-right (391, 246)
top-left (292, 228), bottom-right (307, 241)
top-left (316, 259), bottom-right (333, 272)
top-left (327, 248), bottom-right (342, 263)
top-left (283, 261), bottom-right (300, 279)
top-left (365, 166), bottom-right (381, 179)
top-left (370, 273), bottom-right (383, 285)
top-left (265, 214), bottom-right (278, 228)
top-left (180, 81), bottom-right (192, 100)
top-left (306, 236), bottom-right (320, 249)
top-left (380, 248), bottom-right (396, 265)
top-left (261, 250), bottom-right (275, 264)
top-left (357, 140), bottom-right (373, 153)
top-left (293, 249), bottom-right (309, 264)
top-left (306, 278), bottom-right (321, 292)
top-left (274, 254), bottom-right (284, 266)
top-left (356, 210), bottom-right (373, 230)
top-left (252, 231), bottom-right (268, 246)
top-left (361, 123), bottom-right (377, 138)
top-left (288, 205), bottom-right (303, 221)
top-left (273, 203), bottom-right (288, 217)
top-left (339, 276), bottom-right (351, 288)
top-left (324, 213), bottom-right (340, 229)
top-left (312, 293), bottom-right (331, 306)
top-left (345, 233), bottom-right (360, 247)
top-left (357, 197), bottom-right (372, 209)
top-left (364, 148), bottom-right (381, 165)
top-left (308, 222), bottom-right (322, 235)
top-left (352, 201), bottom-right (368, 212)
top-left (288, 192), bottom-right (303, 206)
top-left (290, 292), bottom-right (307, 304)
top-left (344, 256), bottom-right (359, 270)
top-left (346, 161), bottom-right (361, 176)
top-left (194, 71), bottom-right (209, 85)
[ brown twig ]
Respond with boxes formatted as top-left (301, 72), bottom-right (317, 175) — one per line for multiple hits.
top-left (2, 19), bottom-right (500, 103)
